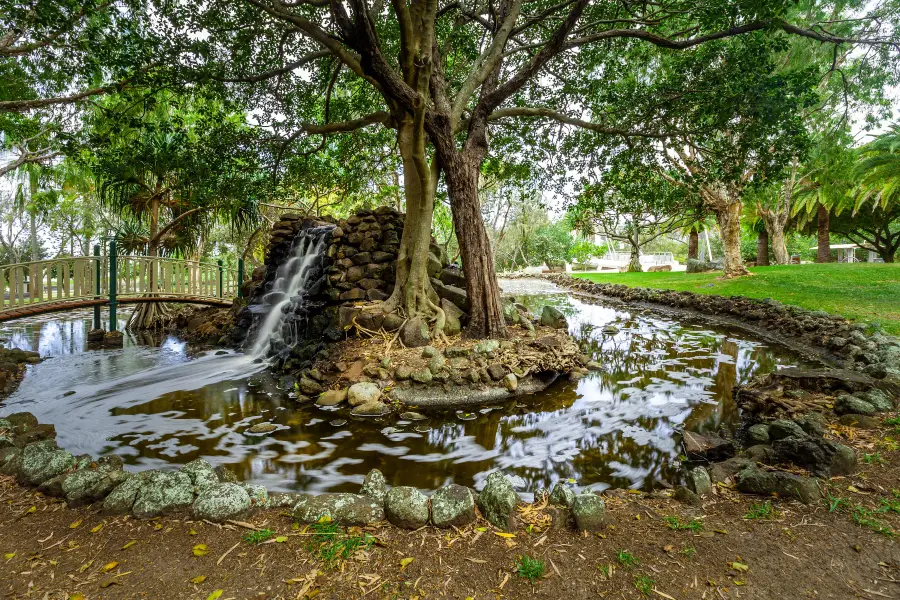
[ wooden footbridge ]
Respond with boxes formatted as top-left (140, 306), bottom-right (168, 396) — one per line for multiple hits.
top-left (0, 242), bottom-right (243, 329)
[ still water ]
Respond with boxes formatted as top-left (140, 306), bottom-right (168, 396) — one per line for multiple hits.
top-left (0, 279), bottom-right (806, 495)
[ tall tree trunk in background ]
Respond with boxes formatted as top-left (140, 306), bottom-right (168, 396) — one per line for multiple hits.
top-left (817, 204), bottom-right (832, 263)
top-left (29, 212), bottom-right (39, 261)
top-left (756, 229), bottom-right (769, 266)
top-left (714, 200), bottom-right (750, 278)
top-left (627, 241), bottom-right (642, 272)
top-left (688, 229), bottom-right (699, 260)
top-left (128, 195), bottom-right (174, 331)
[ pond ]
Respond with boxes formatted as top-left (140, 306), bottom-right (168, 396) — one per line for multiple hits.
top-left (0, 279), bottom-right (808, 496)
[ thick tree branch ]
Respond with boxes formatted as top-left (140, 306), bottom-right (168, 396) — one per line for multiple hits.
top-left (485, 107), bottom-right (674, 138)
top-left (215, 50), bottom-right (331, 82)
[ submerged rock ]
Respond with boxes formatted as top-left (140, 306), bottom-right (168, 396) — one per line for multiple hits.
top-left (431, 484), bottom-right (476, 528)
top-left (385, 486), bottom-right (429, 529)
top-left (540, 306), bottom-right (568, 329)
top-left (247, 423), bottom-right (278, 435)
top-left (477, 472), bottom-right (519, 531)
top-left (292, 493), bottom-right (385, 525)
top-left (399, 411), bottom-right (428, 421)
top-left (317, 388), bottom-right (348, 406)
top-left (351, 401), bottom-right (388, 417)
top-left (193, 483), bottom-right (251, 522)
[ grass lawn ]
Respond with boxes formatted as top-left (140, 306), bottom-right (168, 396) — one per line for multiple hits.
top-left (573, 263), bottom-right (900, 336)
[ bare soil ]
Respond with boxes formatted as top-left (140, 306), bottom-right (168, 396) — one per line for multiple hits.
top-left (3, 436), bottom-right (900, 600)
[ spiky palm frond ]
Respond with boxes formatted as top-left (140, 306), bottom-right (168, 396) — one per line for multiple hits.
top-left (854, 125), bottom-right (900, 213)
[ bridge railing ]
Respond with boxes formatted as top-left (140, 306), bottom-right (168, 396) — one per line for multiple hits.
top-left (1, 255), bottom-right (239, 311)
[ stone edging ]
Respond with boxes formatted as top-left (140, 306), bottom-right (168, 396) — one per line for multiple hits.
top-left (0, 412), bottom-right (607, 532)
top-left (536, 273), bottom-right (900, 381)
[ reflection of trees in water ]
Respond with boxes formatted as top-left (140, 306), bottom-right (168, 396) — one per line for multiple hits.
top-left (10, 300), bottom-right (806, 494)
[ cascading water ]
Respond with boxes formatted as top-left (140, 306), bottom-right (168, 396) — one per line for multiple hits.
top-left (248, 226), bottom-right (333, 359)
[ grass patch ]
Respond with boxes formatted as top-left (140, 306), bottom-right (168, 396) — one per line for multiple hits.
top-left (680, 545), bottom-right (697, 558)
top-left (826, 493), bottom-right (849, 513)
top-left (662, 515), bottom-right (704, 532)
top-left (744, 501), bottom-right (776, 520)
top-left (515, 555), bottom-right (546, 583)
top-left (573, 264), bottom-right (900, 335)
top-left (242, 528), bottom-right (275, 544)
top-left (616, 550), bottom-right (639, 568)
top-left (863, 452), bottom-right (886, 465)
top-left (850, 505), bottom-right (894, 536)
top-left (301, 520), bottom-right (374, 567)
top-left (634, 575), bottom-right (655, 596)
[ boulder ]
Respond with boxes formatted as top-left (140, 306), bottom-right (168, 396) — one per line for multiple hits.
top-left (6, 412), bottom-right (38, 432)
top-left (441, 298), bottom-right (465, 336)
top-left (360, 469), bottom-right (387, 503)
top-left (540, 306), bottom-right (568, 329)
top-left (431, 484), bottom-right (476, 528)
top-left (686, 259), bottom-right (722, 274)
top-left (572, 493), bottom-right (606, 531)
top-left (17, 442), bottom-right (75, 486)
top-left (768, 419), bottom-right (806, 441)
top-left (193, 483), bottom-right (251, 522)
top-left (182, 459), bottom-right (219, 491)
top-left (131, 470), bottom-right (195, 518)
top-left (772, 436), bottom-right (856, 477)
top-left (859, 389), bottom-right (893, 412)
top-left (549, 482), bottom-right (575, 508)
top-left (215, 465), bottom-right (239, 483)
top-left (427, 253), bottom-right (443, 279)
top-left (674, 486), bottom-right (701, 506)
top-left (385, 486), bottom-right (430, 529)
top-left (487, 364), bottom-right (507, 381)
top-left (746, 423), bottom-right (770, 445)
top-left (299, 377), bottom-right (325, 396)
top-left (64, 464), bottom-right (130, 507)
top-left (798, 412), bottom-right (828, 437)
top-left (686, 466), bottom-right (712, 496)
top-left (477, 472), bottom-right (519, 531)
top-left (242, 483), bottom-right (269, 507)
top-left (838, 414), bottom-right (881, 429)
top-left (348, 382), bottom-right (381, 407)
top-left (439, 266), bottom-right (466, 289)
top-left (682, 431), bottom-right (734, 462)
top-left (410, 369), bottom-right (433, 384)
top-left (835, 394), bottom-right (876, 416)
top-left (736, 465), bottom-right (822, 504)
top-left (503, 373), bottom-right (518, 392)
top-left (400, 316), bottom-right (431, 348)
top-left (707, 457), bottom-right (753, 483)
top-left (317, 388), bottom-right (348, 406)
top-left (292, 493), bottom-right (385, 525)
top-left (742, 444), bottom-right (776, 463)
top-left (431, 278), bottom-right (470, 312)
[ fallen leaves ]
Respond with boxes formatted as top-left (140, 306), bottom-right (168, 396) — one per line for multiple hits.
top-left (400, 557), bottom-right (414, 570)
top-left (101, 560), bottom-right (119, 573)
top-left (206, 590), bottom-right (224, 600)
top-left (493, 532), bottom-right (516, 539)
top-left (90, 523), bottom-right (104, 534)
top-left (69, 519), bottom-right (82, 529)
top-left (190, 575), bottom-right (207, 584)
top-left (729, 561), bottom-right (749, 573)
top-left (122, 540), bottom-right (138, 550)
top-left (192, 544), bottom-right (210, 557)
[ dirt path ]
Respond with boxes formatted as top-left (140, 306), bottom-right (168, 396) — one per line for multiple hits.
top-left (3, 451), bottom-right (900, 600)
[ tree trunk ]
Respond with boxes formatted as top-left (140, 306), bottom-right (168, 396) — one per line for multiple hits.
top-left (383, 118), bottom-right (446, 336)
top-left (443, 152), bottom-right (507, 339)
top-left (627, 237), bottom-right (642, 272)
top-left (714, 201), bottom-right (750, 277)
top-left (29, 212), bottom-right (39, 261)
top-left (756, 229), bottom-right (769, 266)
top-left (817, 204), bottom-right (832, 263)
top-left (770, 226), bottom-right (788, 265)
top-left (128, 196), bottom-right (173, 331)
top-left (688, 230), bottom-right (699, 260)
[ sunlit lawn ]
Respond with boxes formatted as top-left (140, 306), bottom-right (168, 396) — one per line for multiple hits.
top-left (573, 263), bottom-right (900, 335)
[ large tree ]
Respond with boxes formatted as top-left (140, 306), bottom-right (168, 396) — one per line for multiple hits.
top-left (164, 0), bottom-right (897, 336)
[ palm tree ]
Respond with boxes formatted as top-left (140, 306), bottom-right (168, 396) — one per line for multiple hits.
top-left (854, 125), bottom-right (900, 213)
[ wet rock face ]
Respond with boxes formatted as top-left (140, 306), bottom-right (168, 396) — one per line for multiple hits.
top-left (292, 493), bottom-right (385, 525)
top-left (431, 484), bottom-right (476, 528)
top-left (477, 472), bottom-right (519, 532)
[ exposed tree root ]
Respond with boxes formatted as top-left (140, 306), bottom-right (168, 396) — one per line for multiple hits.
top-left (126, 301), bottom-right (176, 332)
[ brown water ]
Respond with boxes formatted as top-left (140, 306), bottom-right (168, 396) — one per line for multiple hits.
top-left (0, 279), bottom-right (807, 495)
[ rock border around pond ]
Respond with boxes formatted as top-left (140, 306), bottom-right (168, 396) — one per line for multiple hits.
top-left (0, 410), bottom-right (616, 532)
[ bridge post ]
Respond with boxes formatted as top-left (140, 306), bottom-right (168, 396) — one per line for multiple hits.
top-left (93, 244), bottom-right (101, 330)
top-left (109, 241), bottom-right (118, 331)
top-left (217, 259), bottom-right (224, 298)
top-left (237, 258), bottom-right (244, 299)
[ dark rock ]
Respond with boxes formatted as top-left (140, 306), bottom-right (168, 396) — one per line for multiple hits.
top-left (385, 486), bottom-right (430, 529)
top-left (835, 394), bottom-right (876, 416)
top-left (431, 278), bottom-right (470, 312)
top-left (540, 306), bottom-right (568, 329)
top-left (339, 288), bottom-right (367, 301)
top-left (768, 419), bottom-right (807, 441)
top-left (859, 389), bottom-right (894, 412)
top-left (6, 412), bottom-right (38, 431)
top-left (736, 465), bottom-right (822, 504)
top-left (486, 364), bottom-right (507, 381)
top-left (798, 412), bottom-right (828, 437)
top-left (383, 313), bottom-right (405, 332)
top-left (686, 466), bottom-right (712, 496)
top-left (746, 423), bottom-right (770, 445)
top-left (742, 444), bottom-right (776, 463)
top-left (674, 486), bottom-right (701, 506)
top-left (400, 316), bottom-right (430, 348)
top-left (439, 266), bottom-right (466, 289)
top-left (14, 423), bottom-right (56, 445)
top-left (431, 484), bottom-right (476, 528)
top-left (549, 483), bottom-right (575, 507)
top-left (427, 252), bottom-right (442, 279)
top-left (772, 435), bottom-right (856, 477)
top-left (682, 431), bottom-right (734, 461)
top-left (215, 465), bottom-right (239, 484)
top-left (707, 457), bottom-right (753, 483)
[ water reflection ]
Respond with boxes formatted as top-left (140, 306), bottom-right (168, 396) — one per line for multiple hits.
top-left (0, 283), bottom-right (807, 494)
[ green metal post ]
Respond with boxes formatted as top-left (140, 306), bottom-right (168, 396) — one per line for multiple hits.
top-left (93, 244), bottom-right (101, 330)
top-left (109, 241), bottom-right (117, 331)
top-left (237, 258), bottom-right (244, 299)
top-left (217, 259), bottom-right (224, 298)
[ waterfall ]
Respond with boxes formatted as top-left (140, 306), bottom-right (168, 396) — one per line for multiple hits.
top-left (247, 226), bottom-right (332, 359)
